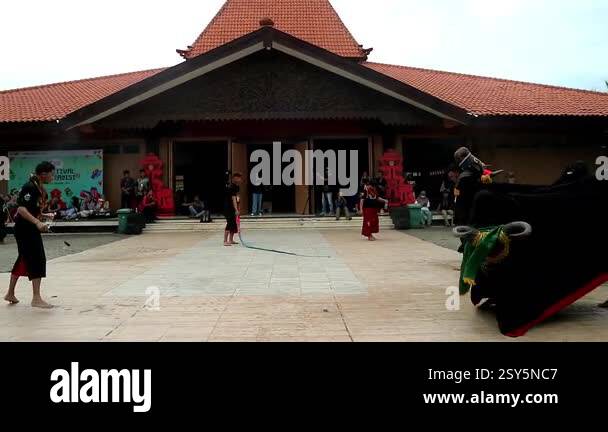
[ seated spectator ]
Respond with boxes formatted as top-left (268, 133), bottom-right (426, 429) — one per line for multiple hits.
top-left (184, 195), bottom-right (206, 218)
top-left (335, 192), bottom-right (352, 221)
top-left (142, 190), bottom-right (158, 223)
top-left (98, 195), bottom-right (111, 214)
top-left (416, 191), bottom-right (433, 227)
top-left (47, 196), bottom-right (66, 215)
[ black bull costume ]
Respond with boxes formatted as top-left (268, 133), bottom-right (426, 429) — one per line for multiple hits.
top-left (454, 164), bottom-right (608, 337)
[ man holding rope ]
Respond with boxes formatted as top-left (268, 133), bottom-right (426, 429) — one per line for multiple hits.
top-left (4, 162), bottom-right (56, 308)
top-left (223, 173), bottom-right (242, 247)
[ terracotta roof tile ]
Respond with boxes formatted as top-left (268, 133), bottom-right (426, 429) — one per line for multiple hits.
top-left (2, 59), bottom-right (608, 123)
top-left (364, 62), bottom-right (608, 117)
top-left (0, 69), bottom-right (165, 123)
top-left (181, 0), bottom-right (366, 59)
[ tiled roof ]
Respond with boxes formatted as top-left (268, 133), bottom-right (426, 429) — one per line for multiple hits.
top-left (364, 62), bottom-right (608, 117)
top-left (2, 59), bottom-right (608, 124)
top-left (0, 69), bottom-right (165, 123)
top-left (180, 0), bottom-right (367, 59)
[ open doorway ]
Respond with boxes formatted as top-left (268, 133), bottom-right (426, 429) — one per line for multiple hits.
top-left (402, 137), bottom-right (465, 206)
top-left (246, 142), bottom-right (296, 214)
top-left (173, 141), bottom-right (228, 215)
top-left (312, 138), bottom-right (370, 214)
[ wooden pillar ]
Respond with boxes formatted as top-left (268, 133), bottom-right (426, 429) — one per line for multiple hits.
top-left (158, 138), bottom-right (172, 188)
top-left (231, 141), bottom-right (249, 214)
top-left (372, 134), bottom-right (384, 175)
top-left (294, 140), bottom-right (310, 215)
top-left (395, 135), bottom-right (404, 156)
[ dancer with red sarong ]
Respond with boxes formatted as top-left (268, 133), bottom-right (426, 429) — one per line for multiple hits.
top-left (360, 187), bottom-right (388, 241)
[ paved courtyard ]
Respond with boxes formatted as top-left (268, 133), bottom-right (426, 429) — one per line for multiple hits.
top-left (0, 228), bottom-right (606, 341)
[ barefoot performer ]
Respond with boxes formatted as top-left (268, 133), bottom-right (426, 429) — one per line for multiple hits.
top-left (223, 172), bottom-right (242, 247)
top-left (4, 162), bottom-right (55, 308)
top-left (360, 186), bottom-right (388, 241)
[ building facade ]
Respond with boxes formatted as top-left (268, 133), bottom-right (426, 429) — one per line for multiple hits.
top-left (1, 0), bottom-right (607, 214)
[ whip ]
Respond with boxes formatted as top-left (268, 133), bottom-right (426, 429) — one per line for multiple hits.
top-left (237, 216), bottom-right (330, 258)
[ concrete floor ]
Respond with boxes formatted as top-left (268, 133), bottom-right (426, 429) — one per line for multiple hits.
top-left (0, 229), bottom-right (606, 341)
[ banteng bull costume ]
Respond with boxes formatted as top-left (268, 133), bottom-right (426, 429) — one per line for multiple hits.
top-left (453, 151), bottom-right (608, 337)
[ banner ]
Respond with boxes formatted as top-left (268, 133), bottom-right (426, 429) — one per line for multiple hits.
top-left (8, 150), bottom-right (103, 208)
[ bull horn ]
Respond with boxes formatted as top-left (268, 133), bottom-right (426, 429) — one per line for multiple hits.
top-left (453, 226), bottom-right (479, 239)
top-left (503, 221), bottom-right (532, 239)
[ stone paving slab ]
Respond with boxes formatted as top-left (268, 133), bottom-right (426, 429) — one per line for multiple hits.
top-left (0, 229), bottom-right (606, 342)
top-left (104, 230), bottom-right (367, 298)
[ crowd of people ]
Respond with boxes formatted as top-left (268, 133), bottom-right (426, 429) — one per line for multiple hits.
top-left (120, 169), bottom-right (157, 223)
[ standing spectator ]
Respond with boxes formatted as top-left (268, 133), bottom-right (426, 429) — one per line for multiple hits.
top-left (136, 169), bottom-right (150, 209)
top-left (416, 191), bottom-right (433, 227)
top-left (437, 188), bottom-right (454, 227)
top-left (250, 172), bottom-right (264, 217)
top-left (319, 169), bottom-right (334, 216)
top-left (120, 170), bottom-right (136, 209)
top-left (438, 168), bottom-right (457, 227)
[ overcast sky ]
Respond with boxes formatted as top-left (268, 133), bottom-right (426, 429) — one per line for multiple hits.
top-left (1, 0), bottom-right (606, 91)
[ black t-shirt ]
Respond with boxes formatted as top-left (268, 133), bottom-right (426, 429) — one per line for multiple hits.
top-left (121, 177), bottom-right (136, 194)
top-left (224, 183), bottom-right (239, 213)
top-left (17, 180), bottom-right (43, 218)
top-left (250, 181), bottom-right (264, 194)
top-left (362, 197), bottom-right (384, 210)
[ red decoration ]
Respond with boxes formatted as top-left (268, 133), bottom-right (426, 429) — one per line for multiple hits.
top-left (378, 149), bottom-right (415, 208)
top-left (140, 153), bottom-right (175, 216)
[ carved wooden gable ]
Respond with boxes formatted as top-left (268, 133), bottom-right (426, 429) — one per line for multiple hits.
top-left (98, 51), bottom-right (441, 129)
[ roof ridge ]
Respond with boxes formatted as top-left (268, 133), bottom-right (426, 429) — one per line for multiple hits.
top-left (365, 61), bottom-right (608, 96)
top-left (181, 0), bottom-right (366, 60)
top-left (184, 0), bottom-right (231, 57)
top-left (324, 0), bottom-right (366, 53)
top-left (0, 67), bottom-right (167, 95)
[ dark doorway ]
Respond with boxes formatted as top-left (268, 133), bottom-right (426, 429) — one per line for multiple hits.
top-left (247, 142), bottom-right (296, 214)
top-left (173, 141), bottom-right (228, 214)
top-left (402, 137), bottom-right (465, 207)
top-left (312, 138), bottom-right (369, 214)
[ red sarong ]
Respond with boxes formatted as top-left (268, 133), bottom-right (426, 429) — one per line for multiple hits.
top-left (362, 208), bottom-right (380, 237)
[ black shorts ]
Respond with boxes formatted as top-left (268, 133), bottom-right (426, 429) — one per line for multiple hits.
top-left (224, 212), bottom-right (238, 234)
top-left (12, 221), bottom-right (46, 280)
